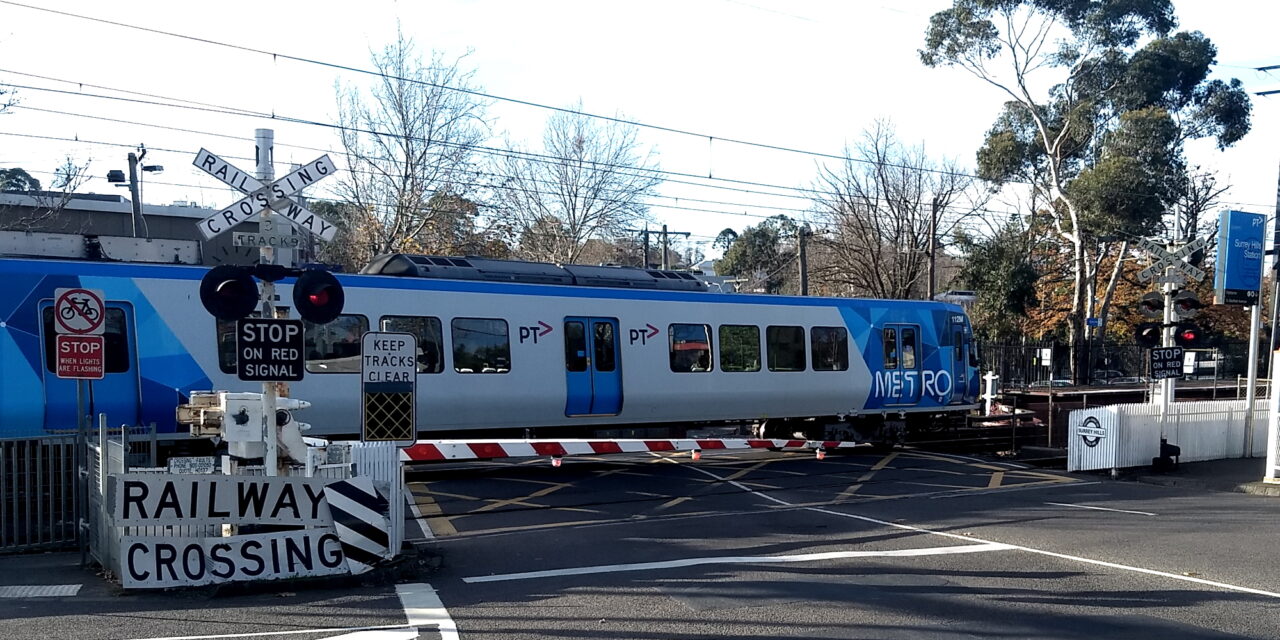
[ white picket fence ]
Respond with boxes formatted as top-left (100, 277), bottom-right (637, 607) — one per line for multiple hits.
top-left (1067, 399), bottom-right (1269, 472)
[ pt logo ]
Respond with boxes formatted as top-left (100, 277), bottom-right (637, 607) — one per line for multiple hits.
top-left (628, 324), bottom-right (659, 345)
top-left (1077, 416), bottom-right (1106, 448)
top-left (518, 321), bottom-right (552, 344)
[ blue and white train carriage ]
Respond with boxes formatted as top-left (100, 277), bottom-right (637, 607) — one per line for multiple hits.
top-left (0, 253), bottom-right (980, 444)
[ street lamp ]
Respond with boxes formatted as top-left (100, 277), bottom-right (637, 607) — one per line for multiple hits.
top-left (107, 145), bottom-right (162, 238)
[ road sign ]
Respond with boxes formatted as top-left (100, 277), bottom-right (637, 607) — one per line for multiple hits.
top-left (55, 334), bottom-right (104, 379)
top-left (233, 231), bottom-right (302, 249)
top-left (53, 288), bottom-right (106, 335)
top-left (1135, 237), bottom-right (1209, 282)
top-left (168, 456), bottom-right (217, 474)
top-left (235, 318), bottom-right (305, 382)
top-left (360, 331), bottom-right (417, 443)
top-left (1150, 346), bottom-right (1185, 380)
top-left (1215, 209), bottom-right (1266, 306)
top-left (192, 149), bottom-right (337, 241)
top-left (1086, 317), bottom-right (1100, 328)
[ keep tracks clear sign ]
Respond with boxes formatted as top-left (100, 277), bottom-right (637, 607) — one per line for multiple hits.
top-left (361, 331), bottom-right (418, 444)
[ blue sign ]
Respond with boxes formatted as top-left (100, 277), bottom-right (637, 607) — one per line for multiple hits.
top-left (1215, 210), bottom-right (1266, 305)
top-left (1086, 317), bottom-right (1100, 328)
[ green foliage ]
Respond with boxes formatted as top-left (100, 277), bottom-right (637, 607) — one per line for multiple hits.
top-left (954, 225), bottom-right (1040, 340)
top-left (715, 216), bottom-right (797, 294)
top-left (0, 167), bottom-right (40, 191)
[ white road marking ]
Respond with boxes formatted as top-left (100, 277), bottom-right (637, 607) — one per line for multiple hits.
top-left (927, 481), bottom-right (1101, 499)
top-left (404, 487), bottom-right (434, 540)
top-left (324, 629), bottom-right (419, 639)
top-left (463, 542), bottom-right (1013, 583)
top-left (1046, 502), bottom-right (1156, 516)
top-left (128, 625), bottom-right (415, 640)
top-left (0, 584), bottom-right (81, 597)
top-left (680, 457), bottom-right (1280, 600)
top-left (907, 451), bottom-right (1030, 469)
top-left (397, 582), bottom-right (459, 640)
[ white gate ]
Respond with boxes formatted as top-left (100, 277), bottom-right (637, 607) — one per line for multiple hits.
top-left (1068, 399), bottom-right (1269, 471)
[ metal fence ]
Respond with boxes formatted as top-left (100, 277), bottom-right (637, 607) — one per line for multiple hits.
top-left (981, 340), bottom-right (1265, 387)
top-left (0, 436), bottom-right (78, 553)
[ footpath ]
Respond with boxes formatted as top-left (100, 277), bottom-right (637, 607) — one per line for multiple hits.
top-left (1134, 456), bottom-right (1280, 496)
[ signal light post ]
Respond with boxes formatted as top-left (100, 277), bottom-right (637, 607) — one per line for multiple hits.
top-left (192, 129), bottom-right (342, 476)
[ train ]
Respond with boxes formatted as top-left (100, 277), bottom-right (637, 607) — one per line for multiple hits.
top-left (0, 253), bottom-right (980, 446)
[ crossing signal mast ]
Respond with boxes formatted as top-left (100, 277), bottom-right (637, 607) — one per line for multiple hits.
top-left (190, 129), bottom-right (344, 476)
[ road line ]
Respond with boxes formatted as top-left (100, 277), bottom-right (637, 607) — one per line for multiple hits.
top-left (473, 482), bottom-right (572, 512)
top-left (988, 471), bottom-right (1004, 488)
top-left (836, 451), bottom-right (899, 500)
top-left (0, 584), bottom-right (81, 597)
top-left (905, 450), bottom-right (1030, 469)
top-left (657, 496), bottom-right (693, 510)
top-left (397, 583), bottom-right (459, 640)
top-left (1046, 502), bottom-right (1156, 516)
top-left (462, 542), bottom-right (1013, 583)
top-left (928, 481), bottom-right (1097, 498)
top-left (407, 486), bottom-right (457, 537)
top-left (127, 624), bottom-right (416, 640)
top-left (403, 487), bottom-right (434, 540)
top-left (684, 462), bottom-right (1280, 601)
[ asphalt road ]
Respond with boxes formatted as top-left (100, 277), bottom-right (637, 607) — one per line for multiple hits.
top-left (4, 448), bottom-right (1280, 639)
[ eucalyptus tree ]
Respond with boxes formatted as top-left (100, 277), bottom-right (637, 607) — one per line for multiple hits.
top-left (921, 0), bottom-right (1250, 379)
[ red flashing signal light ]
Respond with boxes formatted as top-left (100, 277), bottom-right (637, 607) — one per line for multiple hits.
top-left (293, 270), bottom-right (345, 324)
top-left (199, 265), bottom-right (259, 320)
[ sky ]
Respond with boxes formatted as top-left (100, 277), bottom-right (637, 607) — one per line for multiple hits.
top-left (1, 0), bottom-right (1279, 260)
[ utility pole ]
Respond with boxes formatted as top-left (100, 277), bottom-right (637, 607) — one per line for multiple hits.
top-left (662, 224), bottom-right (670, 269)
top-left (798, 225), bottom-right (810, 296)
top-left (642, 223), bottom-right (650, 269)
top-left (927, 196), bottom-right (939, 299)
top-left (126, 152), bottom-right (142, 238)
top-left (629, 226), bottom-right (692, 270)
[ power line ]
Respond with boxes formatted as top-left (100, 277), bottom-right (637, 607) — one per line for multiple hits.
top-left (1, 86), bottom-right (1009, 223)
top-left (0, 0), bottom-right (980, 179)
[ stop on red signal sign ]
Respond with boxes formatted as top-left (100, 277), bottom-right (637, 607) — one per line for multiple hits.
top-left (56, 334), bottom-right (105, 380)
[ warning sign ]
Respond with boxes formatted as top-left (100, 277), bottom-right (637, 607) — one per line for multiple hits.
top-left (236, 318), bottom-right (305, 382)
top-left (55, 334), bottom-right (105, 379)
top-left (360, 332), bottom-right (416, 443)
top-left (53, 288), bottom-right (106, 335)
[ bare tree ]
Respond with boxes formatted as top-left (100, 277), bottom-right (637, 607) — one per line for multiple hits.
top-left (491, 106), bottom-right (662, 264)
top-left (333, 32), bottom-right (489, 266)
top-left (2, 156), bottom-right (91, 232)
top-left (810, 122), bottom-right (986, 299)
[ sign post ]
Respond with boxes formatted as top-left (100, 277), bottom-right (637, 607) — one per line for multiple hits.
top-left (1214, 210), bottom-right (1267, 457)
top-left (54, 286), bottom-right (105, 567)
top-left (360, 332), bottom-right (417, 444)
top-left (193, 131), bottom-right (338, 475)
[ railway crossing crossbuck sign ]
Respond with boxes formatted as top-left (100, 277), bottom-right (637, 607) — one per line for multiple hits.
top-left (192, 149), bottom-right (338, 241)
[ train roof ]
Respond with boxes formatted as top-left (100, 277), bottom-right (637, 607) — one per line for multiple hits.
top-left (360, 253), bottom-right (709, 292)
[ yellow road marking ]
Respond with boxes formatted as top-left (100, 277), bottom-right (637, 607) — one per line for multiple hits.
top-left (473, 482), bottom-right (575, 513)
top-left (657, 496), bottom-right (693, 511)
top-left (837, 451), bottom-right (899, 500)
top-left (409, 488), bottom-right (458, 537)
top-left (988, 471), bottom-right (1005, 488)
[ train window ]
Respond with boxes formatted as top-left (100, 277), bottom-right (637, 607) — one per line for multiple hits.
top-left (719, 325), bottom-right (760, 372)
top-left (901, 327), bottom-right (918, 369)
top-left (452, 318), bottom-right (510, 373)
top-left (380, 316), bottom-right (444, 373)
top-left (883, 328), bottom-right (898, 369)
top-left (954, 330), bottom-right (964, 362)
top-left (564, 321), bottom-right (587, 372)
top-left (766, 326), bottom-right (806, 372)
top-left (811, 327), bottom-right (849, 371)
top-left (669, 323), bottom-right (713, 372)
top-left (304, 315), bottom-right (369, 373)
top-left (43, 307), bottom-right (130, 373)
top-left (594, 322), bottom-right (617, 372)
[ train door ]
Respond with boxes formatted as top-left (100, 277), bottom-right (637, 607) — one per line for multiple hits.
top-left (952, 327), bottom-right (967, 404)
top-left (563, 316), bottom-right (623, 416)
top-left (882, 323), bottom-right (922, 405)
top-left (40, 303), bottom-right (140, 431)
